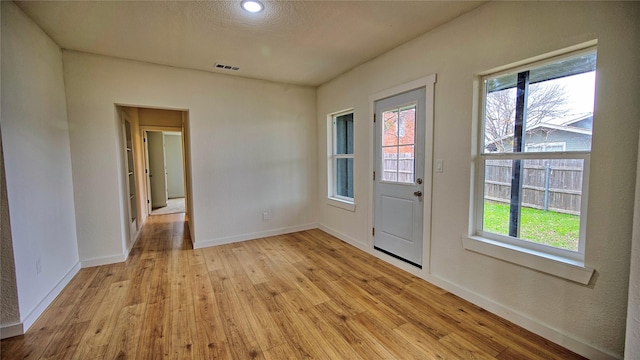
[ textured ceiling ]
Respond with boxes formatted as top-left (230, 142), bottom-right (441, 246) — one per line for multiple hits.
top-left (15, 1), bottom-right (485, 86)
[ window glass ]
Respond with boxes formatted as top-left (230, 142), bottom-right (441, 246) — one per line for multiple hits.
top-left (336, 158), bottom-right (354, 198)
top-left (336, 113), bottom-right (353, 155)
top-left (482, 158), bottom-right (585, 251)
top-left (483, 55), bottom-right (596, 154)
top-left (382, 105), bottom-right (416, 184)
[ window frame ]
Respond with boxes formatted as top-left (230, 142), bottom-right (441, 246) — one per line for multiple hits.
top-left (327, 109), bottom-right (355, 211)
top-left (465, 46), bottom-right (597, 284)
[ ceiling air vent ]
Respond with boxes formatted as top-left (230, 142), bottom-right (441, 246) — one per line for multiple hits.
top-left (215, 63), bottom-right (240, 71)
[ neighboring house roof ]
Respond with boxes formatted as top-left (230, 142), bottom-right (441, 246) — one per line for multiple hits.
top-left (530, 112), bottom-right (592, 132)
top-left (486, 113), bottom-right (593, 147)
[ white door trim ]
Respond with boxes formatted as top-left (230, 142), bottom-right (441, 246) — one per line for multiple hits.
top-left (368, 74), bottom-right (436, 275)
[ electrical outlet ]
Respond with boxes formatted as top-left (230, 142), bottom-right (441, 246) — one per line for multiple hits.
top-left (36, 258), bottom-right (42, 274)
top-left (262, 211), bottom-right (270, 221)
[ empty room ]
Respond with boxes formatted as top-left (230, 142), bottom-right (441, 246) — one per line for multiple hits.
top-left (1, 1), bottom-right (639, 359)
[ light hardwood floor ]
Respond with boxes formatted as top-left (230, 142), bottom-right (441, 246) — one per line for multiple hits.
top-left (1, 214), bottom-right (584, 359)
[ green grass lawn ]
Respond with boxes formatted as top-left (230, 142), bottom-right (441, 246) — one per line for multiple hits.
top-left (483, 201), bottom-right (580, 251)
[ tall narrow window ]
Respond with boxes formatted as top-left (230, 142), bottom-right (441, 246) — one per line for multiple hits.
top-left (329, 111), bottom-right (354, 204)
top-left (476, 48), bottom-right (596, 260)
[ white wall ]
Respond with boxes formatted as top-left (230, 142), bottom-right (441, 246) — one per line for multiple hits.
top-left (317, 2), bottom-right (639, 358)
top-left (62, 51), bottom-right (318, 260)
top-left (0, 1), bottom-right (80, 333)
top-left (164, 133), bottom-right (184, 199)
top-left (626, 130), bottom-right (640, 359)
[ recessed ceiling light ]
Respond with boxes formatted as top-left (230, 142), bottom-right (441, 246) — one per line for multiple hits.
top-left (241, 0), bottom-right (264, 13)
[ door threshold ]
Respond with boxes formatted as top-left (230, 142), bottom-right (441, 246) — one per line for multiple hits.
top-left (374, 246), bottom-right (422, 269)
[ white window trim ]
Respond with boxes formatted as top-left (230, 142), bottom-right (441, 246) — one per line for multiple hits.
top-left (462, 235), bottom-right (594, 284)
top-left (467, 46), bottom-right (596, 284)
top-left (327, 109), bottom-right (355, 211)
top-left (327, 197), bottom-right (356, 211)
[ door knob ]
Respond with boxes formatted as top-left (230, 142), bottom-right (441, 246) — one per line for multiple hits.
top-left (414, 191), bottom-right (423, 197)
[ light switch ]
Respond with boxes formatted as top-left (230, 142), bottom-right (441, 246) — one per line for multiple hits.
top-left (435, 159), bottom-right (443, 173)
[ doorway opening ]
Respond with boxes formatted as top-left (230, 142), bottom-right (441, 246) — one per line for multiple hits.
top-left (146, 130), bottom-right (185, 216)
top-left (116, 106), bottom-right (193, 245)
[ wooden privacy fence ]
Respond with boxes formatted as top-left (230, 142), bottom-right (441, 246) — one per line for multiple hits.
top-left (382, 153), bottom-right (415, 183)
top-left (484, 159), bottom-right (584, 215)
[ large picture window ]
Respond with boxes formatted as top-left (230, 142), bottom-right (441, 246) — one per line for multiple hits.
top-left (329, 111), bottom-right (354, 206)
top-left (475, 48), bottom-right (596, 261)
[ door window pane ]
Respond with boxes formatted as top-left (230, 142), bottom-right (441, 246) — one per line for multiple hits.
top-left (382, 146), bottom-right (398, 182)
top-left (398, 145), bottom-right (415, 183)
top-left (399, 107), bottom-right (415, 145)
top-left (381, 105), bottom-right (416, 184)
top-left (383, 110), bottom-right (398, 147)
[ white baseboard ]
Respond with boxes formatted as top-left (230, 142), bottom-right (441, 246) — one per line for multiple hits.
top-left (0, 322), bottom-right (24, 339)
top-left (424, 274), bottom-right (620, 360)
top-left (317, 223), bottom-right (619, 360)
top-left (318, 224), bottom-right (370, 253)
top-left (193, 223), bottom-right (318, 249)
top-left (124, 222), bottom-right (144, 259)
top-left (3, 262), bottom-right (82, 339)
top-left (80, 253), bottom-right (127, 268)
top-left (82, 230), bottom-right (141, 268)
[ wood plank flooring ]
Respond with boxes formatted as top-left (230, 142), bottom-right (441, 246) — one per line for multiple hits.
top-left (1, 214), bottom-right (584, 359)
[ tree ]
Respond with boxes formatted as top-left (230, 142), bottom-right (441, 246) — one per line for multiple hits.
top-left (484, 82), bottom-right (568, 152)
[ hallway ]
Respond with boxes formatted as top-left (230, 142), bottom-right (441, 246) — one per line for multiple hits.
top-left (1, 214), bottom-right (584, 359)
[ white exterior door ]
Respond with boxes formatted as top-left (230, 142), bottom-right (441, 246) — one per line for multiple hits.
top-left (374, 87), bottom-right (426, 267)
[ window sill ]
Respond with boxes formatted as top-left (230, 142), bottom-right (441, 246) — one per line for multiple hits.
top-left (462, 235), bottom-right (594, 285)
top-left (327, 197), bottom-right (355, 212)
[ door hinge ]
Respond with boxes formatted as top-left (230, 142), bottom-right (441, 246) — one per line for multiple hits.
top-left (147, 199), bottom-right (150, 204)
top-left (372, 228), bottom-right (375, 236)
top-left (144, 138), bottom-right (146, 142)
top-left (373, 113), bottom-right (376, 123)
top-left (145, 169), bottom-right (148, 174)
top-left (373, 171), bottom-right (376, 181)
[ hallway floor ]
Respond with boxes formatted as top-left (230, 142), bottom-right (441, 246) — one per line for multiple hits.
top-left (151, 197), bottom-right (185, 215)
